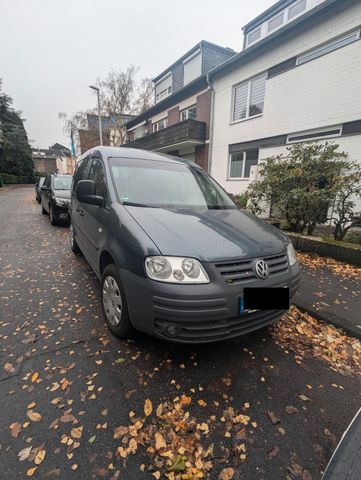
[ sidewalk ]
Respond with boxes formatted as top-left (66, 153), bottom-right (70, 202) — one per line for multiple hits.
top-left (294, 252), bottom-right (361, 339)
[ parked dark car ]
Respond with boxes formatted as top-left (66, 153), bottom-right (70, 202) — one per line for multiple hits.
top-left (41, 173), bottom-right (72, 225)
top-left (70, 147), bottom-right (300, 343)
top-left (35, 177), bottom-right (45, 202)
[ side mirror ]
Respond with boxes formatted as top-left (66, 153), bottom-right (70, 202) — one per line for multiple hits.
top-left (76, 180), bottom-right (104, 207)
top-left (41, 186), bottom-right (48, 191)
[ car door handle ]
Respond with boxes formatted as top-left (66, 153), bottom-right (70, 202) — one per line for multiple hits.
top-left (76, 206), bottom-right (84, 216)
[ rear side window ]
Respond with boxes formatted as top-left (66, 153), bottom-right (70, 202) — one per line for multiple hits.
top-left (72, 157), bottom-right (91, 192)
top-left (44, 175), bottom-right (51, 188)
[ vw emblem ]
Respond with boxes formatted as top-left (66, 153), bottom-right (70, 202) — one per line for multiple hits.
top-left (254, 259), bottom-right (269, 279)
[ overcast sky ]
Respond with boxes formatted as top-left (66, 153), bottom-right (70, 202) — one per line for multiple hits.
top-left (1, 0), bottom-right (275, 149)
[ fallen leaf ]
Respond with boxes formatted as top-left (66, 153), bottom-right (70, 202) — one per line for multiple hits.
top-left (27, 411), bottom-right (42, 422)
top-left (31, 372), bottom-right (39, 383)
top-left (4, 363), bottom-right (15, 373)
top-left (18, 446), bottom-right (32, 461)
top-left (267, 445), bottom-right (279, 458)
top-left (10, 422), bottom-right (22, 438)
top-left (218, 467), bottom-right (235, 480)
top-left (144, 399), bottom-right (153, 417)
top-left (286, 405), bottom-right (299, 415)
top-left (27, 467), bottom-right (37, 477)
top-left (155, 432), bottom-right (166, 451)
top-left (267, 411), bottom-right (280, 425)
top-left (89, 435), bottom-right (96, 444)
top-left (35, 449), bottom-right (46, 465)
top-left (71, 426), bottom-right (83, 439)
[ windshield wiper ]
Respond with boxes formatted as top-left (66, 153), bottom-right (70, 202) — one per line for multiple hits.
top-left (122, 201), bottom-right (158, 208)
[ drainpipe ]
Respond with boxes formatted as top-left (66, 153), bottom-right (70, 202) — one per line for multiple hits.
top-left (206, 72), bottom-right (215, 175)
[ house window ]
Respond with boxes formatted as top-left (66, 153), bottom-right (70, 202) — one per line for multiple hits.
top-left (287, 126), bottom-right (342, 143)
top-left (232, 73), bottom-right (266, 122)
top-left (229, 149), bottom-right (259, 178)
top-left (180, 105), bottom-right (196, 121)
top-left (268, 12), bottom-right (284, 32)
top-left (153, 118), bottom-right (168, 132)
top-left (155, 73), bottom-right (172, 103)
top-left (297, 30), bottom-right (360, 65)
top-left (288, 0), bottom-right (306, 20)
top-left (183, 51), bottom-right (202, 85)
top-left (246, 27), bottom-right (261, 46)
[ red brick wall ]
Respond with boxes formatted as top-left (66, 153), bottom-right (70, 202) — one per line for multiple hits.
top-left (196, 90), bottom-right (212, 139)
top-left (78, 129), bottom-right (109, 154)
top-left (34, 158), bottom-right (57, 174)
top-left (167, 106), bottom-right (179, 126)
top-left (195, 144), bottom-right (209, 171)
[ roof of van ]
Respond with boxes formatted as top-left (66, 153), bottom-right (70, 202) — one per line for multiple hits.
top-left (80, 146), bottom-right (200, 168)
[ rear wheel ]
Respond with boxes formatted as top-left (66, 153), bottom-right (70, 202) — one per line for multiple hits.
top-left (69, 223), bottom-right (80, 253)
top-left (101, 264), bottom-right (135, 338)
top-left (50, 205), bottom-right (57, 226)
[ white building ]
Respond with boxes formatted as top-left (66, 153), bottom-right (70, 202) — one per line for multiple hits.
top-left (208, 0), bottom-right (361, 212)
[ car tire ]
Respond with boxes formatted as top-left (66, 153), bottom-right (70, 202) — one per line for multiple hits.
top-left (69, 223), bottom-right (80, 253)
top-left (42, 206), bottom-right (47, 215)
top-left (101, 264), bottom-right (135, 339)
top-left (50, 205), bottom-right (57, 226)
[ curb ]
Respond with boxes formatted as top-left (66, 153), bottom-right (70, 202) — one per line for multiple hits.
top-left (293, 300), bottom-right (361, 340)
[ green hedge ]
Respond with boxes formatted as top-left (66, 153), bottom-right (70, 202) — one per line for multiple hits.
top-left (0, 172), bottom-right (34, 185)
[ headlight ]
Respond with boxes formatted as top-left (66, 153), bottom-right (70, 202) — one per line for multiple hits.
top-left (55, 198), bottom-right (67, 206)
top-left (287, 242), bottom-right (297, 266)
top-left (145, 256), bottom-right (209, 284)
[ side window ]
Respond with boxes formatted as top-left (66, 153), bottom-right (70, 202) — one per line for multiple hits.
top-left (88, 158), bottom-right (107, 199)
top-left (44, 175), bottom-right (51, 188)
top-left (72, 157), bottom-right (91, 192)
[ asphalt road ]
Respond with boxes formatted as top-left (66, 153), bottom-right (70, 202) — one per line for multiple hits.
top-left (0, 186), bottom-right (360, 480)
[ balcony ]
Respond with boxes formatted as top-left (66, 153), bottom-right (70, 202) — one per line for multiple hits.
top-left (126, 119), bottom-right (206, 152)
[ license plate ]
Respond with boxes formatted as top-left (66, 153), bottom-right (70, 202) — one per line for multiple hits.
top-left (240, 287), bottom-right (290, 313)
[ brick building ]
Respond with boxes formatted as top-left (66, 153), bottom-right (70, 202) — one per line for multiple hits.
top-left (32, 144), bottom-right (75, 175)
top-left (124, 41), bottom-right (235, 169)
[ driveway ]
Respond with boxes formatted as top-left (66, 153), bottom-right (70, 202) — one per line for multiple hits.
top-left (0, 187), bottom-right (360, 480)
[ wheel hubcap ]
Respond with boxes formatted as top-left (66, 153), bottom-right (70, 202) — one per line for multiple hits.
top-left (102, 275), bottom-right (122, 326)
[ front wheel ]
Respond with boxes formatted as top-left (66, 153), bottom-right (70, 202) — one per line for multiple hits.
top-left (101, 264), bottom-right (135, 338)
top-left (69, 223), bottom-right (80, 253)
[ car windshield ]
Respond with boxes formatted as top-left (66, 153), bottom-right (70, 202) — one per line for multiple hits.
top-left (109, 157), bottom-right (236, 209)
top-left (53, 177), bottom-right (72, 190)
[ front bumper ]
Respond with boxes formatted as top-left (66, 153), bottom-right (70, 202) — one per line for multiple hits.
top-left (121, 262), bottom-right (301, 344)
top-left (53, 202), bottom-right (70, 220)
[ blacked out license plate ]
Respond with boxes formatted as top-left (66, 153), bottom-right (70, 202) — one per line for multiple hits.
top-left (240, 287), bottom-right (290, 313)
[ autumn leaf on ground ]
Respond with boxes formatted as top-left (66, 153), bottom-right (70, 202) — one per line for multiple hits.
top-left (27, 411), bottom-right (42, 422)
top-left (35, 449), bottom-right (46, 465)
top-left (26, 467), bottom-right (37, 477)
top-left (18, 446), bottom-right (32, 462)
top-left (4, 362), bottom-right (15, 373)
top-left (10, 422), bottom-right (22, 438)
top-left (71, 426), bottom-right (83, 439)
top-left (155, 432), bottom-right (166, 451)
top-left (144, 399), bottom-right (153, 417)
top-left (218, 467), bottom-right (235, 480)
top-left (31, 372), bottom-right (39, 382)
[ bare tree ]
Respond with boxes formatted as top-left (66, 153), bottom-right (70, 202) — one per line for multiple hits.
top-left (59, 65), bottom-right (155, 149)
top-left (134, 77), bottom-right (155, 114)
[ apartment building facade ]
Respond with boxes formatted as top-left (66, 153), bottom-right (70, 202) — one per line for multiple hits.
top-left (208, 0), bottom-right (361, 212)
top-left (125, 41), bottom-right (235, 169)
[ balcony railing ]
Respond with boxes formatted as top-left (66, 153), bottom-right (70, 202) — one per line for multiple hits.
top-left (126, 119), bottom-right (206, 151)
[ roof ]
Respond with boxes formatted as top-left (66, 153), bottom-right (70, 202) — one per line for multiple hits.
top-left (125, 75), bottom-right (209, 130)
top-left (153, 40), bottom-right (235, 84)
top-left (209, 0), bottom-right (341, 81)
top-left (80, 146), bottom-right (199, 167)
top-left (243, 0), bottom-right (298, 32)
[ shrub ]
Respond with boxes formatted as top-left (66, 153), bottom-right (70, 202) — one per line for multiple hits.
top-left (229, 193), bottom-right (248, 209)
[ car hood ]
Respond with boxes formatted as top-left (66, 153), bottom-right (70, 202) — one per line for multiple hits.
top-left (124, 206), bottom-right (288, 262)
top-left (54, 190), bottom-right (70, 200)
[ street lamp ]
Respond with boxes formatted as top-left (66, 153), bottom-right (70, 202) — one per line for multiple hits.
top-left (89, 85), bottom-right (103, 146)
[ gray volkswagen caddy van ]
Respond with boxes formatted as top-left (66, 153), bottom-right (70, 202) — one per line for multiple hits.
top-left (70, 147), bottom-right (300, 343)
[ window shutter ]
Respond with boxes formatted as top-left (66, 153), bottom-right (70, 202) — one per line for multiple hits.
top-left (155, 74), bottom-right (172, 102)
top-left (184, 52), bottom-right (202, 85)
top-left (233, 83), bottom-right (248, 121)
top-left (249, 75), bottom-right (266, 117)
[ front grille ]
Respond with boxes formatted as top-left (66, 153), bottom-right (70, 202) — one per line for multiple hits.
top-left (215, 252), bottom-right (288, 285)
